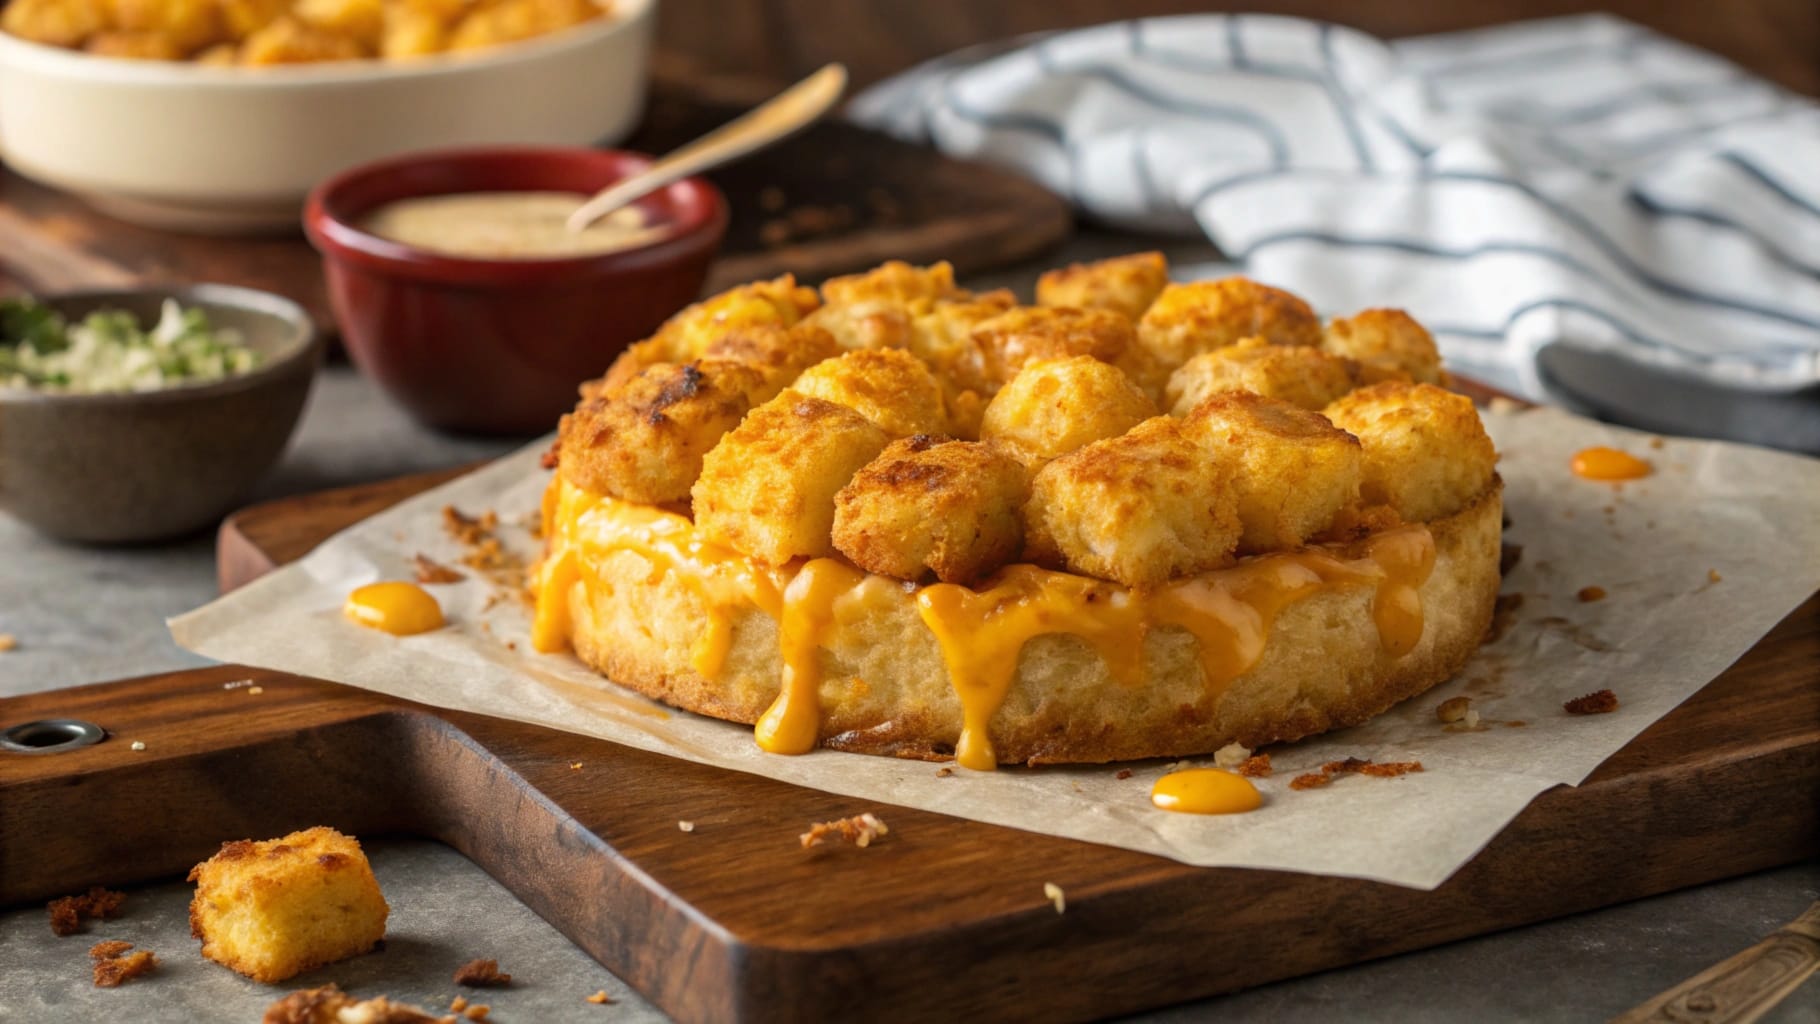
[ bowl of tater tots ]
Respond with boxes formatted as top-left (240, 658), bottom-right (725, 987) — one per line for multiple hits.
top-left (0, 0), bottom-right (652, 232)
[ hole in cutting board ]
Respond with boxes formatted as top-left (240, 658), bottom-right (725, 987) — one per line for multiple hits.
top-left (0, 717), bottom-right (107, 754)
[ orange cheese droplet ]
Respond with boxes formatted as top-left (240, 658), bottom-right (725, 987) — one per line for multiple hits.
top-left (345, 581), bottom-right (444, 636)
top-left (1571, 446), bottom-right (1652, 481)
top-left (1150, 768), bottom-right (1262, 814)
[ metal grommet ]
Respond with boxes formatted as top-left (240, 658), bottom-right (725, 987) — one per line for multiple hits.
top-left (0, 718), bottom-right (108, 754)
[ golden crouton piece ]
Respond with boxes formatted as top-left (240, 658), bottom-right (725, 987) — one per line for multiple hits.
top-left (558, 360), bottom-right (765, 504)
top-left (1137, 277), bottom-right (1323, 370)
top-left (110, 0), bottom-right (222, 51)
top-left (195, 40), bottom-right (240, 62)
top-left (645, 275), bottom-right (821, 364)
top-left (1036, 251), bottom-right (1169, 322)
top-left (292, 0), bottom-right (383, 49)
top-left (700, 323), bottom-right (842, 401)
top-left (241, 15), bottom-right (365, 63)
top-left (84, 29), bottom-right (185, 58)
top-left (218, 0), bottom-right (289, 40)
top-left (1322, 308), bottom-right (1444, 385)
top-left (693, 393), bottom-right (890, 565)
top-left (970, 305), bottom-right (1163, 396)
top-left (1164, 336), bottom-right (1360, 415)
top-left (1024, 417), bottom-right (1241, 587)
top-left (1183, 393), bottom-right (1362, 552)
top-left (788, 347), bottom-right (947, 438)
top-left (832, 435), bottom-right (1029, 584)
top-left (2, 0), bottom-right (110, 48)
top-left (820, 260), bottom-right (967, 309)
top-left (802, 301), bottom-right (914, 353)
top-left (187, 827), bottom-right (388, 984)
top-left (980, 355), bottom-right (1157, 466)
top-left (379, 4), bottom-right (446, 56)
top-left (448, 0), bottom-right (600, 50)
top-left (1324, 382), bottom-right (1496, 522)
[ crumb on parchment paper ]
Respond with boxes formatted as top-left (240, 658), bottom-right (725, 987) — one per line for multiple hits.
top-left (1237, 754), bottom-right (1273, 778)
top-left (90, 941), bottom-right (156, 987)
top-left (586, 990), bottom-right (615, 1005)
top-left (1564, 689), bottom-right (1619, 715)
top-left (1290, 757), bottom-right (1424, 791)
top-left (49, 887), bottom-right (126, 936)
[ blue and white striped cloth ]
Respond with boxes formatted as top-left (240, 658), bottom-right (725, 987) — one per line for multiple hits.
top-left (850, 14), bottom-right (1820, 443)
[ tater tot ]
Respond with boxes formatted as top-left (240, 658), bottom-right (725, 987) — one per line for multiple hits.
top-left (1183, 393), bottom-right (1362, 552)
top-left (218, 0), bottom-right (291, 39)
top-left (970, 305), bottom-right (1164, 397)
top-left (819, 260), bottom-right (966, 309)
top-left (1, 0), bottom-right (110, 48)
top-left (699, 323), bottom-right (842, 403)
top-left (692, 393), bottom-right (891, 565)
top-left (110, 0), bottom-right (221, 51)
top-left (557, 360), bottom-right (765, 505)
top-left (293, 0), bottom-right (383, 49)
top-left (1137, 277), bottom-right (1322, 371)
top-left (84, 29), bottom-right (185, 58)
top-left (378, 4), bottom-right (446, 56)
top-left (788, 347), bottom-right (947, 438)
top-left (1036, 251), bottom-right (1169, 322)
top-left (448, 0), bottom-right (599, 49)
top-left (1164, 336), bottom-right (1360, 415)
top-left (832, 435), bottom-right (1029, 584)
top-left (240, 15), bottom-right (365, 63)
top-left (1322, 308), bottom-right (1444, 385)
top-left (803, 301), bottom-right (914, 353)
top-left (1324, 382), bottom-right (1496, 522)
top-left (1024, 417), bottom-right (1241, 587)
top-left (980, 356), bottom-right (1157, 467)
top-left (646, 275), bottom-right (820, 363)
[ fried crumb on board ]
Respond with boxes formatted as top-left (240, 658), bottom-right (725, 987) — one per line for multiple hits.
top-left (1564, 689), bottom-right (1619, 715)
top-left (452, 958), bottom-right (512, 987)
top-left (800, 812), bottom-right (889, 849)
top-left (261, 984), bottom-right (450, 1023)
top-left (48, 886), bottom-right (126, 936)
top-left (1043, 882), bottom-right (1065, 915)
top-left (1289, 757), bottom-right (1424, 791)
top-left (1236, 754), bottom-right (1273, 778)
top-left (413, 554), bottom-right (466, 584)
top-left (90, 941), bottom-right (156, 987)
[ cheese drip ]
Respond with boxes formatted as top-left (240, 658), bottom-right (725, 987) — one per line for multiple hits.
top-left (532, 479), bottom-right (1437, 771)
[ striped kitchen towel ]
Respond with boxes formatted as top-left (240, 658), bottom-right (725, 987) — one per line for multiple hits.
top-left (849, 14), bottom-right (1820, 437)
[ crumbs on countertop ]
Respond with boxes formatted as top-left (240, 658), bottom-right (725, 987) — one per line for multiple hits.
top-left (452, 958), bottom-right (512, 988)
top-left (1564, 689), bottom-right (1619, 715)
top-left (586, 990), bottom-right (615, 1005)
top-left (90, 941), bottom-right (156, 987)
top-left (801, 812), bottom-right (889, 849)
top-left (262, 984), bottom-right (448, 1023)
top-left (49, 886), bottom-right (126, 936)
top-left (1708, 569), bottom-right (1723, 584)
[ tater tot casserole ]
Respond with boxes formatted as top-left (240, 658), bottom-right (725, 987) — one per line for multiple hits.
top-left (532, 254), bottom-right (1502, 768)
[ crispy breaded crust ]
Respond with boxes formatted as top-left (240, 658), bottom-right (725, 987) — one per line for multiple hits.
top-left (1323, 308), bottom-right (1443, 385)
top-left (557, 360), bottom-right (765, 505)
top-left (1023, 417), bottom-right (1242, 587)
top-left (971, 305), bottom-right (1161, 396)
top-left (1183, 393), bottom-right (1363, 553)
top-left (1036, 251), bottom-right (1170, 322)
top-left (1165, 336), bottom-right (1359, 415)
top-left (692, 392), bottom-right (890, 565)
top-left (1138, 277), bottom-right (1323, 369)
top-left (789, 347), bottom-right (948, 438)
top-left (980, 355), bottom-right (1158, 467)
top-left (820, 260), bottom-right (966, 308)
top-left (1325, 382), bottom-right (1496, 523)
top-left (648, 275), bottom-right (820, 362)
top-left (832, 435), bottom-right (1029, 584)
top-left (557, 479), bottom-right (1502, 765)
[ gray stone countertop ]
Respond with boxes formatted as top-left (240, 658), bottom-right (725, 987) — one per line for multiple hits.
top-left (2, 238), bottom-right (1817, 1021)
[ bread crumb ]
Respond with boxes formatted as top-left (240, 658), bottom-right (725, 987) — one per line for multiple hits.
top-left (262, 984), bottom-right (447, 1023)
top-left (0, 633), bottom-right (15, 652)
top-left (1237, 754), bottom-right (1273, 778)
top-left (247, 686), bottom-right (265, 695)
top-left (1436, 696), bottom-right (1471, 723)
top-left (48, 886), bottom-right (126, 936)
top-left (1564, 689), bottom-right (1619, 715)
top-left (452, 958), bottom-right (511, 988)
top-left (223, 678), bottom-right (256, 690)
top-left (1577, 586), bottom-right (1606, 602)
top-left (1649, 436), bottom-right (1665, 449)
top-left (1043, 882), bottom-right (1065, 915)
top-left (569, 762), bottom-right (582, 771)
top-left (90, 942), bottom-right (156, 987)
top-left (1291, 757), bottom-right (1424, 790)
top-left (586, 990), bottom-right (614, 1005)
top-left (1708, 569), bottom-right (1722, 584)
top-left (677, 820), bottom-right (695, 833)
top-left (449, 996), bottom-right (468, 1013)
top-left (800, 812), bottom-right (889, 849)
top-left (1463, 709), bottom-right (1481, 729)
top-left (1212, 742), bottom-right (1251, 769)
top-left (413, 553), bottom-right (466, 585)
top-left (130, 741), bottom-right (145, 751)
top-left (464, 1006), bottom-right (489, 1021)
top-left (935, 767), bottom-right (953, 777)
top-left (1115, 768), bottom-right (1133, 780)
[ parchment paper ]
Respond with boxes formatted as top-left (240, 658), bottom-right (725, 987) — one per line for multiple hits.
top-left (170, 406), bottom-right (1820, 890)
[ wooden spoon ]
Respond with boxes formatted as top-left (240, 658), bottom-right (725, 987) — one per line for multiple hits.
top-left (565, 63), bottom-right (848, 234)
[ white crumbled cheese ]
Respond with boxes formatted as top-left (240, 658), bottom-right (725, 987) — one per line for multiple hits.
top-left (1213, 742), bottom-right (1251, 769)
top-left (1043, 882), bottom-right (1066, 915)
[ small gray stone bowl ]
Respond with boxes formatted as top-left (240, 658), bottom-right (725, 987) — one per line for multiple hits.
top-left (0, 284), bottom-right (320, 543)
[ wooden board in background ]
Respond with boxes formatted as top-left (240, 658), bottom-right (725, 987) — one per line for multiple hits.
top-left (0, 72), bottom-right (1073, 327)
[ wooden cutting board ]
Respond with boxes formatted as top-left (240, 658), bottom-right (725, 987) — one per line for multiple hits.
top-left (0, 73), bottom-right (1073, 326)
top-left (2, 471), bottom-right (1815, 1022)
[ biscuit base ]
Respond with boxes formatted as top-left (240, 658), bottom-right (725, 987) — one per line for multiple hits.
top-left (555, 483), bottom-right (1502, 765)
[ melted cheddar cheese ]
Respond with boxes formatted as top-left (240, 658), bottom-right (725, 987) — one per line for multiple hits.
top-left (534, 478), bottom-right (1436, 770)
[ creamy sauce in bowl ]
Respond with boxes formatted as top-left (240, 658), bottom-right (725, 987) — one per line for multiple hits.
top-left (359, 191), bottom-right (673, 259)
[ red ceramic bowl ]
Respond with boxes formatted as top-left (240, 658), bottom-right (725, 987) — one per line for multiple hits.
top-left (304, 147), bottom-right (727, 434)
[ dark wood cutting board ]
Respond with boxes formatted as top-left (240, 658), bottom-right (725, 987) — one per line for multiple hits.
top-left (0, 72), bottom-right (1073, 327)
top-left (2, 471), bottom-right (1815, 1022)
